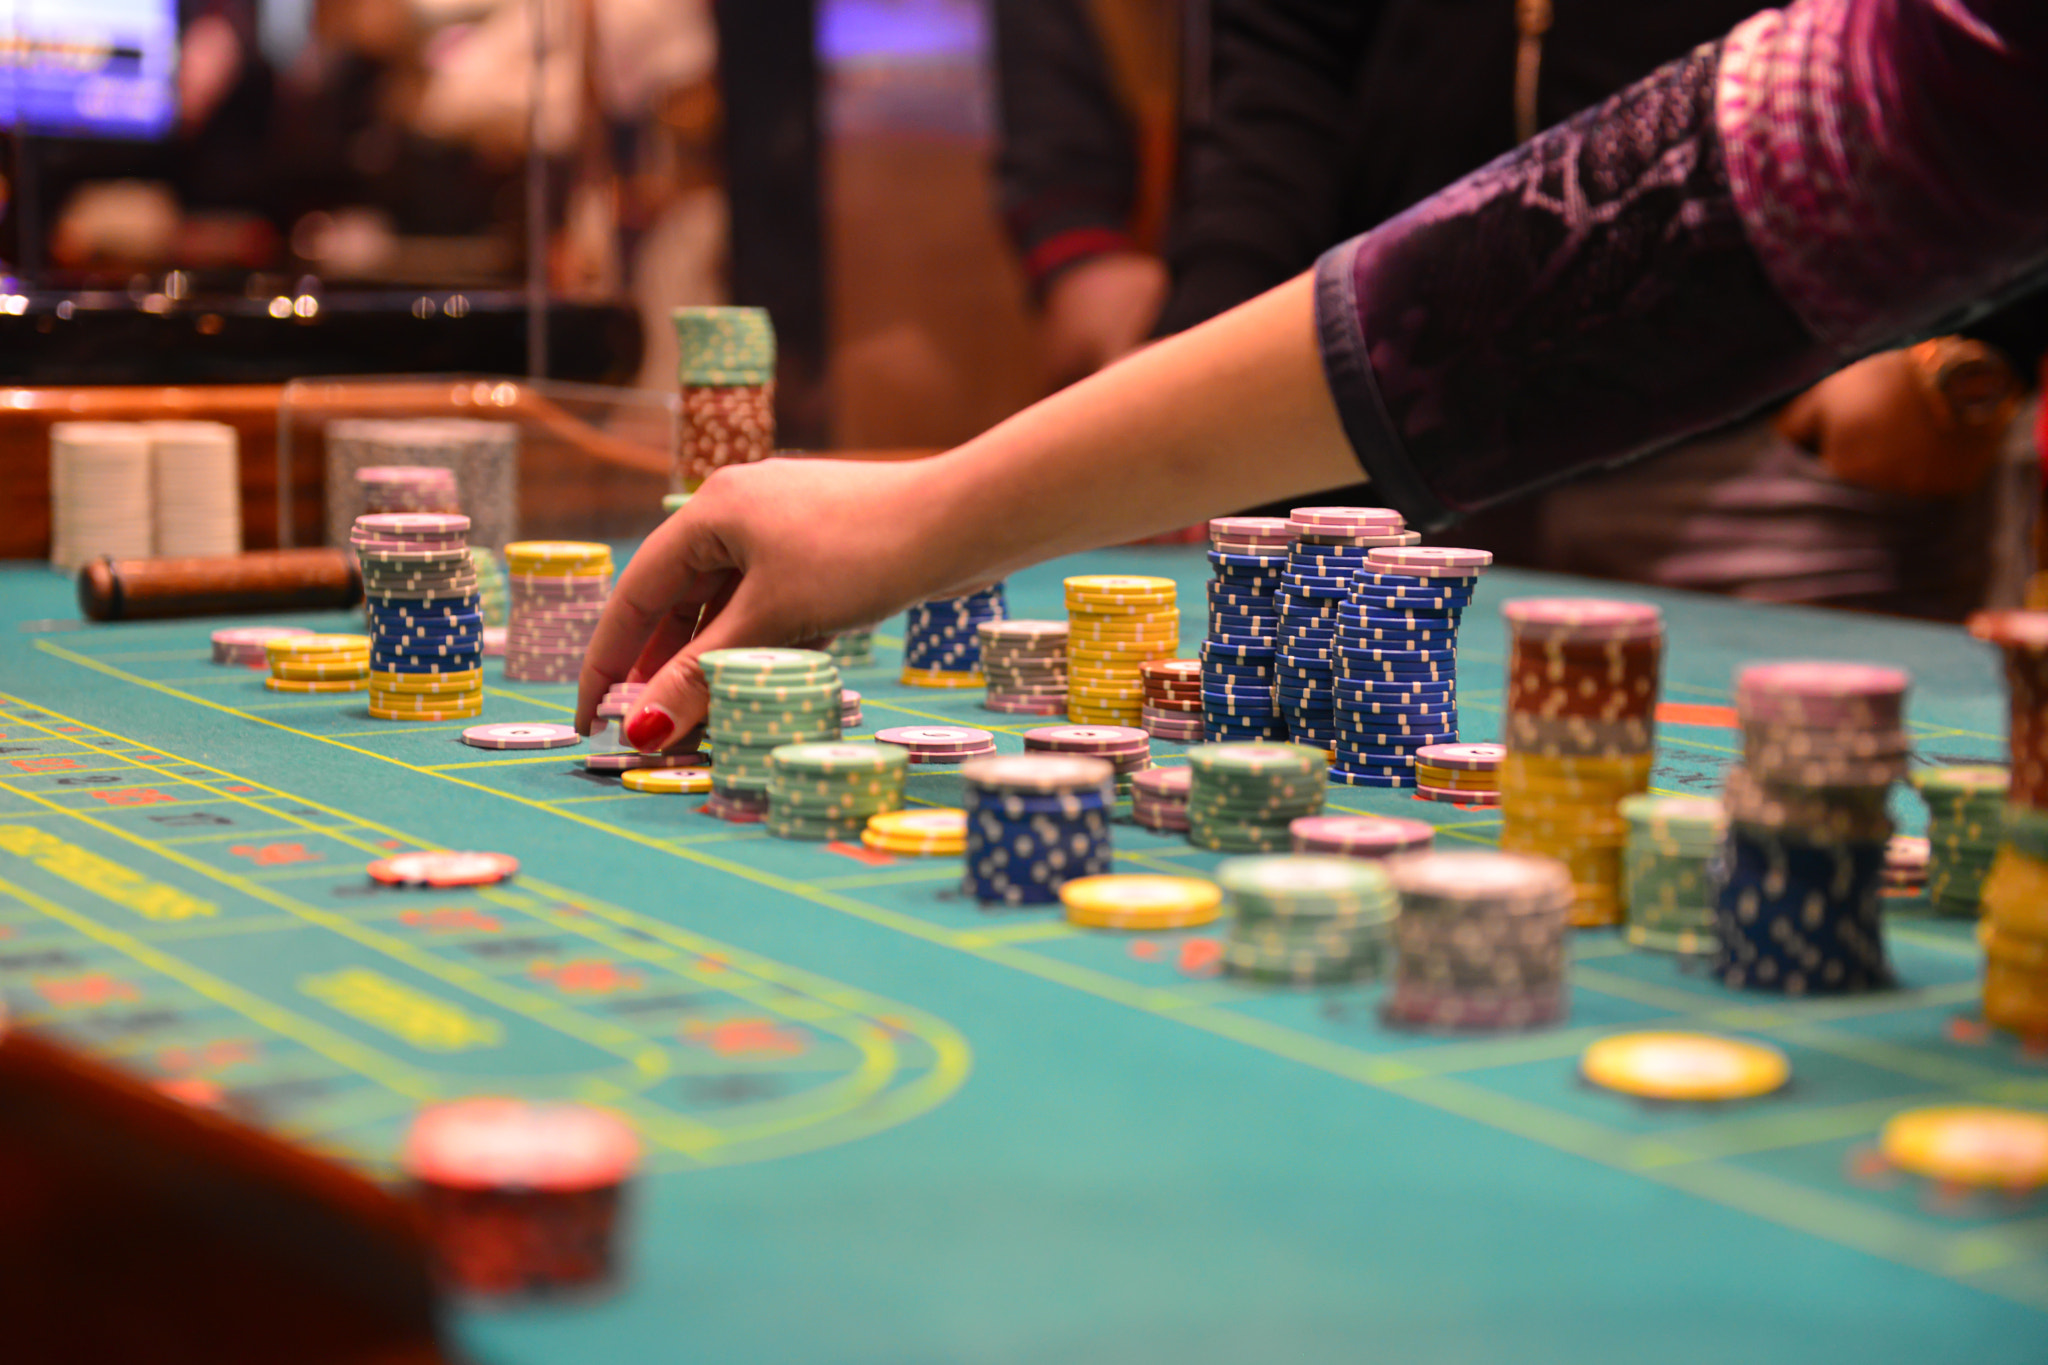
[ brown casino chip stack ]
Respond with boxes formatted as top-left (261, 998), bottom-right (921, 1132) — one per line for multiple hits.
top-left (673, 307), bottom-right (776, 489)
top-left (402, 1098), bottom-right (640, 1297)
top-left (1496, 599), bottom-right (1664, 928)
top-left (1967, 612), bottom-right (2048, 1036)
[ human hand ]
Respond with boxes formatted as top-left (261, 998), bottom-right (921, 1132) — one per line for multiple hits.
top-left (1040, 251), bottom-right (1168, 391)
top-left (575, 457), bottom-right (975, 752)
top-left (1774, 345), bottom-right (2016, 499)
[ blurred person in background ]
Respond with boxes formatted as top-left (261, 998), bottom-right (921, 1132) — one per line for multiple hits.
top-left (994, 0), bottom-right (2045, 619)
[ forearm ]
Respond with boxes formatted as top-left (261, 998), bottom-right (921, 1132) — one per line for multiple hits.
top-left (917, 273), bottom-right (1355, 589)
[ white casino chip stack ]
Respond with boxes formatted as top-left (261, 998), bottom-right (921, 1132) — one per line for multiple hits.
top-left (148, 421), bottom-right (243, 558)
top-left (50, 422), bottom-right (154, 571)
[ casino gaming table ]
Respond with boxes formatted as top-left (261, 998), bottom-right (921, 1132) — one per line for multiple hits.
top-left (0, 546), bottom-right (2043, 1364)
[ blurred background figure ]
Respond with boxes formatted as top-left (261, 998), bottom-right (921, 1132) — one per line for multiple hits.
top-left (991, 0), bottom-right (2047, 619)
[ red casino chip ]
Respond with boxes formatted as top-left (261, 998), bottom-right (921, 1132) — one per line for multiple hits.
top-left (367, 850), bottom-right (521, 887)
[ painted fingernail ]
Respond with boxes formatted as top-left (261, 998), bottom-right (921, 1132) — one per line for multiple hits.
top-left (625, 704), bottom-right (676, 752)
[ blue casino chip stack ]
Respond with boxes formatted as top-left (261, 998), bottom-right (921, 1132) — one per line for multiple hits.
top-left (1277, 507), bottom-right (1415, 755)
top-left (961, 752), bottom-right (1116, 905)
top-left (1330, 544), bottom-right (1492, 787)
top-left (901, 583), bottom-right (1008, 686)
top-left (352, 511), bottom-right (484, 721)
top-left (1202, 517), bottom-right (1291, 742)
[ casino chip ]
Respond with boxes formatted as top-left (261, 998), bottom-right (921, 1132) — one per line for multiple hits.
top-left (623, 766), bottom-right (714, 794)
top-left (828, 625), bottom-right (879, 671)
top-left (504, 540), bottom-right (613, 685)
top-left (1289, 814), bottom-right (1434, 860)
top-left (1415, 742), bottom-right (1503, 805)
top-left (1022, 724), bottom-right (1152, 794)
top-left (1139, 658), bottom-right (1205, 743)
top-left (875, 725), bottom-right (999, 765)
top-left (1060, 875), bottom-right (1223, 930)
top-left (586, 751), bottom-right (709, 773)
top-left (462, 722), bottom-right (582, 750)
top-left (961, 754), bottom-right (1115, 905)
top-left (1620, 794), bottom-right (1724, 956)
top-left (1131, 765), bottom-right (1191, 833)
top-left (1879, 1105), bottom-right (2048, 1189)
top-left (1187, 743), bottom-right (1326, 853)
top-left (1066, 575), bottom-right (1179, 726)
top-left (213, 625), bottom-right (311, 668)
top-left (765, 741), bottom-right (908, 842)
top-left (1911, 765), bottom-right (2008, 915)
top-left (980, 619), bottom-right (1069, 716)
top-left (1970, 612), bottom-right (2048, 1036)
top-left (368, 850), bottom-right (520, 887)
top-left (1579, 1032), bottom-right (1790, 1102)
top-left (1386, 851), bottom-right (1573, 1030)
top-left (862, 808), bottom-right (966, 855)
top-left (403, 1098), bottom-right (639, 1295)
top-left (1217, 856), bottom-right (1398, 984)
top-left (902, 584), bottom-right (1008, 686)
top-left (702, 647), bottom-right (842, 820)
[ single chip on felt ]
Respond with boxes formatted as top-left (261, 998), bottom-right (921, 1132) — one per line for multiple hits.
top-left (1580, 1032), bottom-right (1790, 1102)
top-left (367, 850), bottom-right (520, 887)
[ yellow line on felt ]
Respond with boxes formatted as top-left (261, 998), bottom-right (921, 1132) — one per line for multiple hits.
top-left (0, 870), bottom-right (438, 1097)
top-left (0, 695), bottom-right (973, 1161)
top-left (481, 688), bottom-right (574, 711)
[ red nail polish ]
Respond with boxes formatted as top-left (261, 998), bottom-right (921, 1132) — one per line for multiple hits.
top-left (625, 704), bottom-right (676, 752)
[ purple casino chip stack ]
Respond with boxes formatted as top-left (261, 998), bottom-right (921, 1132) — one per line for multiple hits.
top-left (357, 465), bottom-right (460, 514)
top-left (503, 542), bottom-right (614, 684)
top-left (1022, 724), bottom-right (1152, 795)
top-left (978, 619), bottom-right (1069, 715)
top-left (875, 725), bottom-right (1000, 765)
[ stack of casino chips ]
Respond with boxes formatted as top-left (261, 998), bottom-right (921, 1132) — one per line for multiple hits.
top-left (902, 584), bottom-right (1008, 687)
top-left (863, 808), bottom-right (967, 857)
top-left (978, 619), bottom-right (1069, 715)
top-left (1619, 793), bottom-right (1725, 956)
top-left (1496, 599), bottom-right (1663, 926)
top-left (213, 625), bottom-right (310, 668)
top-left (352, 513), bottom-right (484, 721)
top-left (470, 547), bottom-right (510, 628)
top-left (1139, 659), bottom-right (1204, 742)
top-left (1131, 766), bottom-right (1191, 832)
top-left (148, 421), bottom-right (242, 558)
top-left (356, 464), bottom-right (458, 515)
top-left (828, 627), bottom-right (877, 671)
top-left (840, 688), bottom-right (864, 730)
top-left (401, 1098), bottom-right (638, 1297)
top-left (1330, 545), bottom-right (1487, 787)
top-left (1277, 507), bottom-right (1412, 752)
top-left (1386, 851), bottom-right (1574, 1031)
top-left (1414, 742), bottom-right (1503, 806)
top-left (503, 541), bottom-right (613, 684)
top-left (1065, 575), bottom-right (1177, 724)
top-left (702, 648), bottom-right (841, 822)
top-left (765, 741), bottom-right (907, 842)
top-left (1218, 855), bottom-right (1399, 985)
top-left (1186, 742), bottom-right (1327, 853)
top-left (1910, 766), bottom-right (2009, 916)
top-left (1022, 724), bottom-right (1151, 794)
top-left (1713, 662), bottom-right (1910, 994)
top-left (672, 306), bottom-right (775, 489)
top-left (1883, 837), bottom-right (1930, 892)
top-left (594, 680), bottom-right (647, 726)
top-left (876, 725), bottom-right (999, 765)
top-left (49, 421), bottom-right (154, 570)
top-left (1289, 814), bottom-right (1435, 862)
top-left (1202, 520), bottom-right (1289, 741)
top-left (1966, 612), bottom-right (2048, 1035)
top-left (266, 633), bottom-right (371, 693)
top-left (961, 753), bottom-right (1115, 906)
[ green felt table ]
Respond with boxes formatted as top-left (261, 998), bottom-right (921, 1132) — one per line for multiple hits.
top-left (0, 546), bottom-right (2044, 1364)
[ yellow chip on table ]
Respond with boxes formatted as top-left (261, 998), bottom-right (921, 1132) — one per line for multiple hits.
top-left (1060, 874), bottom-right (1223, 930)
top-left (623, 766), bottom-right (715, 794)
top-left (369, 704), bottom-right (483, 722)
top-left (862, 808), bottom-right (967, 853)
top-left (1880, 1105), bottom-right (2048, 1189)
top-left (1579, 1032), bottom-right (1790, 1102)
top-left (274, 663), bottom-right (373, 681)
top-left (898, 668), bottom-right (984, 688)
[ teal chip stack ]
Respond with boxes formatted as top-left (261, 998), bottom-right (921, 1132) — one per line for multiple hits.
top-left (700, 648), bottom-right (841, 822)
top-left (1186, 743), bottom-right (1328, 853)
top-left (829, 627), bottom-right (877, 670)
top-left (469, 546), bottom-right (509, 628)
top-left (1619, 793), bottom-right (1725, 955)
top-left (1218, 855), bottom-right (1399, 984)
top-left (673, 307), bottom-right (776, 489)
top-left (1911, 765), bottom-right (2009, 915)
top-left (765, 742), bottom-right (907, 841)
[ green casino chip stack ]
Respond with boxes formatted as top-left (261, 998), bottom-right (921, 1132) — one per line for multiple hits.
top-left (828, 627), bottom-right (877, 670)
top-left (1912, 765), bottom-right (2009, 915)
top-left (765, 742), bottom-right (908, 841)
top-left (1619, 793), bottom-right (1726, 955)
top-left (1218, 855), bottom-right (1399, 984)
top-left (1185, 743), bottom-right (1328, 853)
top-left (470, 547), bottom-right (510, 628)
top-left (702, 648), bottom-right (842, 819)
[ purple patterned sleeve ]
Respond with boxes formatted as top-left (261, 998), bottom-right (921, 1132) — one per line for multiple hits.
top-left (1314, 0), bottom-right (2048, 529)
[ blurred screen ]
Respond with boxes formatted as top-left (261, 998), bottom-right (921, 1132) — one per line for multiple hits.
top-left (1, 0), bottom-right (178, 140)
